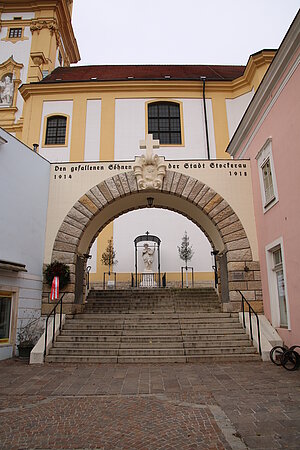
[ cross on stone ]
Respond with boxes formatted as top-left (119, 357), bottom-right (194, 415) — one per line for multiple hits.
top-left (145, 231), bottom-right (150, 238)
top-left (139, 134), bottom-right (160, 164)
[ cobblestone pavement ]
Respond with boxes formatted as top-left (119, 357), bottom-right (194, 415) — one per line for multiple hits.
top-left (0, 360), bottom-right (299, 449)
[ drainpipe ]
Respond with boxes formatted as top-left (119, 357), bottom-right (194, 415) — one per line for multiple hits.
top-left (201, 76), bottom-right (210, 160)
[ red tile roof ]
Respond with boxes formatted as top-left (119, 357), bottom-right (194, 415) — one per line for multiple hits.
top-left (40, 64), bottom-right (246, 83)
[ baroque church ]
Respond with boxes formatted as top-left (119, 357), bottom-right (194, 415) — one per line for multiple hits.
top-left (0, 0), bottom-right (299, 362)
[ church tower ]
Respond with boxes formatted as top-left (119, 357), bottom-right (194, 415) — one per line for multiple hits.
top-left (0, 0), bottom-right (80, 137)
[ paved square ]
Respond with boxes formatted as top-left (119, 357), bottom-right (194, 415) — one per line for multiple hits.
top-left (0, 360), bottom-right (299, 449)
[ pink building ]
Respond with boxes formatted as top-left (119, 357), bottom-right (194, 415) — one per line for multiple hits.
top-left (227, 10), bottom-right (300, 347)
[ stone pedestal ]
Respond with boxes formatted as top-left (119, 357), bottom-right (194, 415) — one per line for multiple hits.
top-left (140, 272), bottom-right (157, 288)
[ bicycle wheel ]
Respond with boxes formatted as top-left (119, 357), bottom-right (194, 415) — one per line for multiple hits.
top-left (270, 346), bottom-right (286, 365)
top-left (282, 350), bottom-right (300, 371)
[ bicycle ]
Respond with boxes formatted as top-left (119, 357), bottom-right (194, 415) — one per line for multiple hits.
top-left (270, 345), bottom-right (300, 371)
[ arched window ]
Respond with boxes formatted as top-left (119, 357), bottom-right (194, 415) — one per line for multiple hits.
top-left (45, 115), bottom-right (67, 145)
top-left (148, 102), bottom-right (182, 145)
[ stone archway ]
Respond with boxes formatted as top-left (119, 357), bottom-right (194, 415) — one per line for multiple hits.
top-left (43, 168), bottom-right (262, 315)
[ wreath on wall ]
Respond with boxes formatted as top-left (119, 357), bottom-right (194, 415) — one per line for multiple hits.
top-left (44, 261), bottom-right (71, 289)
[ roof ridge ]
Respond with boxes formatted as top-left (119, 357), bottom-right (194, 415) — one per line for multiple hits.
top-left (62, 63), bottom-right (246, 69)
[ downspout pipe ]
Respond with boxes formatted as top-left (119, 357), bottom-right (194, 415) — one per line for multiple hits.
top-left (201, 76), bottom-right (210, 160)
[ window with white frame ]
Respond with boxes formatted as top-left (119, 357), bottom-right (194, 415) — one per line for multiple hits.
top-left (256, 138), bottom-right (278, 212)
top-left (0, 294), bottom-right (12, 343)
top-left (9, 28), bottom-right (22, 39)
top-left (45, 115), bottom-right (67, 145)
top-left (147, 101), bottom-right (182, 145)
top-left (272, 246), bottom-right (288, 327)
top-left (262, 159), bottom-right (275, 204)
top-left (266, 239), bottom-right (290, 329)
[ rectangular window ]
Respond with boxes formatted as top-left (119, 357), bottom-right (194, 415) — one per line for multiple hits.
top-left (9, 28), bottom-right (22, 38)
top-left (0, 295), bottom-right (12, 343)
top-left (45, 116), bottom-right (67, 145)
top-left (262, 159), bottom-right (275, 205)
top-left (272, 247), bottom-right (288, 328)
top-left (266, 238), bottom-right (290, 329)
top-left (256, 138), bottom-right (278, 212)
top-left (148, 102), bottom-right (182, 145)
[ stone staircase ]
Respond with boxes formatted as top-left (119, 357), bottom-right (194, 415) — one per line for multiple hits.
top-left (46, 288), bottom-right (260, 363)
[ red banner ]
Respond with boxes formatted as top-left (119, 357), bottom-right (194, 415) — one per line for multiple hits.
top-left (50, 276), bottom-right (59, 301)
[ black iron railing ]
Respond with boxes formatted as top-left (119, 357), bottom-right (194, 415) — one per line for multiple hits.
top-left (103, 272), bottom-right (117, 289)
top-left (131, 272), bottom-right (166, 288)
top-left (181, 266), bottom-right (194, 288)
top-left (44, 292), bottom-right (65, 359)
top-left (238, 290), bottom-right (262, 355)
top-left (86, 265), bottom-right (91, 291)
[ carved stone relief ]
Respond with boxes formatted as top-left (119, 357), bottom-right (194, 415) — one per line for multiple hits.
top-left (133, 134), bottom-right (166, 190)
top-left (0, 74), bottom-right (14, 107)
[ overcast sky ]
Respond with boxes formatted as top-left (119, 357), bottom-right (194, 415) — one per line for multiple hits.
top-left (72, 1), bottom-right (299, 66)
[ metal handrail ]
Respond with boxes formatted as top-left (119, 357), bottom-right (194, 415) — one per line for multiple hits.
top-left (86, 265), bottom-right (92, 291)
top-left (181, 266), bottom-right (194, 288)
top-left (44, 292), bottom-right (66, 359)
top-left (103, 271), bottom-right (117, 289)
top-left (237, 290), bottom-right (262, 355)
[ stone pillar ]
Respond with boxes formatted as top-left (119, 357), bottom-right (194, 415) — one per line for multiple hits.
top-left (225, 259), bottom-right (263, 313)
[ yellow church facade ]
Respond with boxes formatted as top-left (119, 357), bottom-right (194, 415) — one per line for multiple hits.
top-left (1, 0), bottom-right (275, 287)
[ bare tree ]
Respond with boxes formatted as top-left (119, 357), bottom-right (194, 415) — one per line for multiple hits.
top-left (101, 238), bottom-right (118, 276)
top-left (178, 231), bottom-right (194, 287)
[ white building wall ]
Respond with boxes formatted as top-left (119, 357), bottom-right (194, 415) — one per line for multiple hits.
top-left (0, 12), bottom-right (35, 122)
top-left (113, 98), bottom-right (216, 275)
top-left (84, 99), bottom-right (101, 161)
top-left (0, 12), bottom-right (35, 20)
top-left (55, 48), bottom-right (61, 69)
top-left (113, 209), bottom-right (213, 274)
top-left (89, 240), bottom-right (98, 273)
top-left (39, 100), bottom-right (73, 162)
top-left (114, 98), bottom-right (216, 160)
top-left (226, 90), bottom-right (254, 139)
top-left (0, 127), bottom-right (50, 359)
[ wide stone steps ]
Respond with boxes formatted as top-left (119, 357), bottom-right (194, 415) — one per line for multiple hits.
top-left (63, 320), bottom-right (241, 330)
top-left (46, 288), bottom-right (260, 363)
top-left (59, 327), bottom-right (248, 337)
top-left (53, 340), bottom-right (251, 350)
top-left (56, 333), bottom-right (249, 343)
top-left (46, 354), bottom-right (260, 364)
top-left (78, 312), bottom-right (234, 319)
top-left (49, 346), bottom-right (256, 357)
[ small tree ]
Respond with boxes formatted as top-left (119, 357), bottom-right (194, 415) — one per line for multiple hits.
top-left (101, 238), bottom-right (118, 277)
top-left (178, 231), bottom-right (194, 287)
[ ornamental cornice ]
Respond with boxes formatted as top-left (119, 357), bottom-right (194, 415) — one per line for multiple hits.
top-left (18, 72), bottom-right (273, 98)
top-left (30, 18), bottom-right (61, 46)
top-left (19, 80), bottom-right (251, 99)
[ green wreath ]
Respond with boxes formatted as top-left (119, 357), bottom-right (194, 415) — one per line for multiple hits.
top-left (44, 261), bottom-right (71, 289)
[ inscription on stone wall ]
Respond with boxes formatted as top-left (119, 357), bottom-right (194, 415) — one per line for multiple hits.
top-left (53, 163), bottom-right (133, 180)
top-left (52, 161), bottom-right (248, 181)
